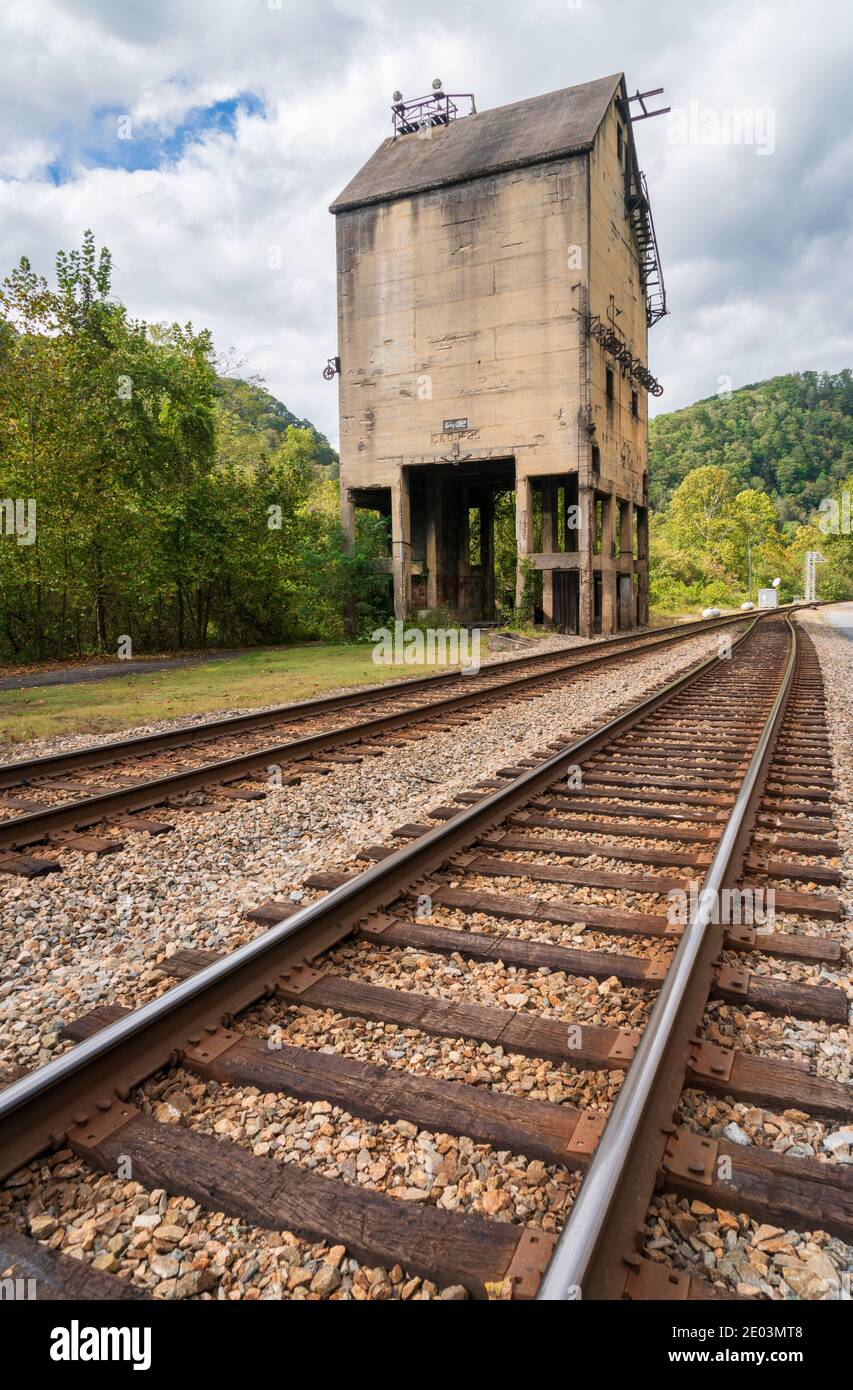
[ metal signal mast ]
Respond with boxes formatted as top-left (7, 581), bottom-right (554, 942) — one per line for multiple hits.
top-left (804, 550), bottom-right (825, 603)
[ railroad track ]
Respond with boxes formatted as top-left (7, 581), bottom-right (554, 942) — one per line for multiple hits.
top-left (0, 609), bottom-right (794, 876)
top-left (0, 611), bottom-right (848, 1301)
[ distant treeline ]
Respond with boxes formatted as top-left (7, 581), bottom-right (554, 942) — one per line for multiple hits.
top-left (0, 233), bottom-right (384, 661)
top-left (649, 370), bottom-right (853, 520)
top-left (648, 372), bottom-right (853, 610)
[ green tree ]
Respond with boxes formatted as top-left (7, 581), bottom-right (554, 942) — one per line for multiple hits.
top-left (723, 489), bottom-right (778, 599)
top-left (665, 465), bottom-right (737, 576)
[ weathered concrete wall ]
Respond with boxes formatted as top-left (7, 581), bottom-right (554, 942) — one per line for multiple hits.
top-left (587, 98), bottom-right (648, 506)
top-left (582, 96), bottom-right (650, 632)
top-left (336, 154), bottom-right (588, 489)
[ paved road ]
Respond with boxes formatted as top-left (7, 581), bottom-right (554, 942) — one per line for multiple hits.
top-left (0, 650), bottom-right (245, 692)
top-left (821, 602), bottom-right (853, 642)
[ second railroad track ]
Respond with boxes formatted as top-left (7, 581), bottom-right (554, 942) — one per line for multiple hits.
top-left (0, 609), bottom-right (803, 873)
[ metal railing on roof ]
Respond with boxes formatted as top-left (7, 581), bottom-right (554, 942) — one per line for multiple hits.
top-left (391, 88), bottom-right (476, 138)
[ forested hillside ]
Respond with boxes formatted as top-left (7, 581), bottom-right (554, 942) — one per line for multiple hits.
top-left (218, 376), bottom-right (338, 472)
top-left (647, 371), bottom-right (853, 612)
top-left (0, 233), bottom-right (383, 661)
top-left (649, 371), bottom-right (853, 520)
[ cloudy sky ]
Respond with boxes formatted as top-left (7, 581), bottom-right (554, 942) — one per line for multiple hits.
top-left (1, 0), bottom-right (851, 444)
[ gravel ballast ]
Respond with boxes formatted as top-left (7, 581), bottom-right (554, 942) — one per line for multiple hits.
top-left (0, 629), bottom-right (725, 1081)
top-left (2, 615), bottom-right (850, 1302)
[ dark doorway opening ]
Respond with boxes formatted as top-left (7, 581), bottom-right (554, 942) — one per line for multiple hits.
top-left (408, 459), bottom-right (515, 622)
top-left (553, 571), bottom-right (580, 634)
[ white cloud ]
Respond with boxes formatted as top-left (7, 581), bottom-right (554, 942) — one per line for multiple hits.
top-left (0, 0), bottom-right (850, 442)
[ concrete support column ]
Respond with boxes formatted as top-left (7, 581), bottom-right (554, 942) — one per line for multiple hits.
top-left (424, 475), bottom-right (439, 610)
top-left (480, 491), bottom-right (495, 621)
top-left (601, 575), bottom-right (616, 633)
top-left (514, 472), bottom-right (533, 610)
top-left (540, 478), bottom-right (558, 625)
top-left (602, 493), bottom-right (617, 559)
top-left (618, 499), bottom-right (635, 631)
top-left (391, 470), bottom-right (412, 621)
top-left (578, 485), bottom-right (595, 637)
top-left (565, 473), bottom-right (580, 553)
top-left (436, 479), bottom-right (460, 612)
top-left (619, 500), bottom-right (633, 560)
top-left (636, 504), bottom-right (648, 561)
top-left (460, 485), bottom-right (471, 572)
top-left (341, 487), bottom-right (356, 637)
top-left (340, 485), bottom-right (355, 545)
top-left (636, 505), bottom-right (649, 626)
top-left (601, 494), bottom-right (617, 635)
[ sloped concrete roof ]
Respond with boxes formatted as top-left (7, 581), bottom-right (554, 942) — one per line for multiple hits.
top-left (331, 73), bottom-right (622, 213)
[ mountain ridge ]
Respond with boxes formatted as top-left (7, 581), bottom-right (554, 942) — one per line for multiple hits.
top-left (648, 369), bottom-right (853, 523)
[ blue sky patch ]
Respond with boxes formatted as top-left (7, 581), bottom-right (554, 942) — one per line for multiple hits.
top-left (45, 91), bottom-right (265, 184)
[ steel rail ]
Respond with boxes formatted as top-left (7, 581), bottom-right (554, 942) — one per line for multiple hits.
top-left (0, 616), bottom-right (768, 1180)
top-left (0, 607), bottom-right (806, 789)
top-left (0, 613), bottom-right (771, 852)
top-left (536, 616), bottom-right (798, 1301)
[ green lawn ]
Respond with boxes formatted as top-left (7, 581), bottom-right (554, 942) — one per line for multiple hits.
top-left (0, 642), bottom-right (493, 747)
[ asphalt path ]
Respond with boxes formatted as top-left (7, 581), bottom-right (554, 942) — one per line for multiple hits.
top-left (821, 601), bottom-right (853, 642)
top-left (0, 650), bottom-right (244, 691)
